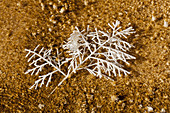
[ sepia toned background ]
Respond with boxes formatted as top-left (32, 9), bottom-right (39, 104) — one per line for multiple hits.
top-left (0, 0), bottom-right (169, 112)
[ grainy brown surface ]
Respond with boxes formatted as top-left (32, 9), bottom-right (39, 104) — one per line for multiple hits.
top-left (0, 0), bottom-right (169, 112)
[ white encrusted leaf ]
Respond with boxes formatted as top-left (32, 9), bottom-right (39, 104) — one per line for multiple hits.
top-left (25, 20), bottom-right (136, 94)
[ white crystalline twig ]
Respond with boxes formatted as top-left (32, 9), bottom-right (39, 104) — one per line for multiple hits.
top-left (25, 20), bottom-right (136, 93)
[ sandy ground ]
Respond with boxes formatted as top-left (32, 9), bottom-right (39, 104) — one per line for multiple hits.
top-left (0, 0), bottom-right (169, 112)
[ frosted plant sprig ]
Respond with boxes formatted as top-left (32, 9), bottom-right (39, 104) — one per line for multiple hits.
top-left (25, 20), bottom-right (136, 94)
